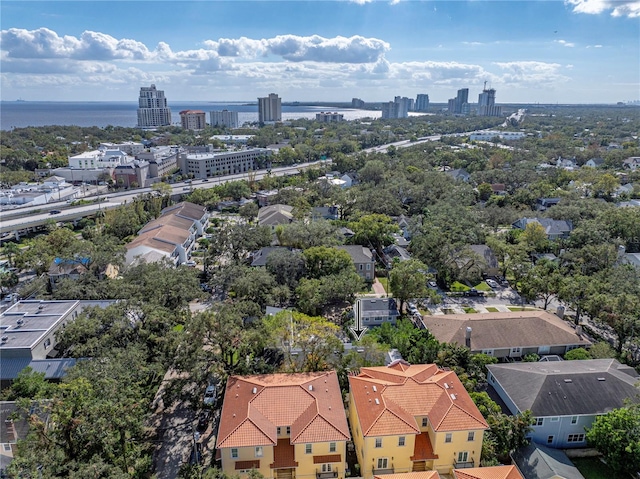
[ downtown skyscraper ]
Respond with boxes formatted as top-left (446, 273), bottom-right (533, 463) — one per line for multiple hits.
top-left (137, 84), bottom-right (172, 128)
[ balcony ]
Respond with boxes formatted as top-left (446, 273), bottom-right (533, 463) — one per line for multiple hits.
top-left (316, 471), bottom-right (338, 479)
top-left (372, 467), bottom-right (395, 475)
top-left (453, 459), bottom-right (475, 469)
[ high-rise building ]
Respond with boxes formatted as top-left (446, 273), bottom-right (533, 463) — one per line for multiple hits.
top-left (447, 88), bottom-right (469, 115)
top-left (478, 86), bottom-right (502, 117)
top-left (382, 97), bottom-right (411, 119)
top-left (352, 98), bottom-right (365, 109)
top-left (258, 93), bottom-right (282, 123)
top-left (316, 112), bottom-right (344, 122)
top-left (210, 110), bottom-right (239, 129)
top-left (179, 110), bottom-right (207, 130)
top-left (415, 94), bottom-right (430, 112)
top-left (137, 84), bottom-right (172, 128)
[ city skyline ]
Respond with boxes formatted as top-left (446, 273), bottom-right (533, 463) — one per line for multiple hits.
top-left (1, 1), bottom-right (639, 104)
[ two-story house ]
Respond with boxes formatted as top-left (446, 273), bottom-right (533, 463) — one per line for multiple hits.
top-left (348, 362), bottom-right (488, 477)
top-left (336, 245), bottom-right (375, 282)
top-left (487, 359), bottom-right (640, 448)
top-left (216, 371), bottom-right (350, 479)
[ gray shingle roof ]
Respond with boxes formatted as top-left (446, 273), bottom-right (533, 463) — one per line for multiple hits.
top-left (511, 442), bottom-right (585, 479)
top-left (336, 245), bottom-right (373, 264)
top-left (488, 359), bottom-right (640, 416)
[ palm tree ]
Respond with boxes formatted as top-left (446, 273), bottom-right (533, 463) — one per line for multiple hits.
top-left (2, 242), bottom-right (21, 268)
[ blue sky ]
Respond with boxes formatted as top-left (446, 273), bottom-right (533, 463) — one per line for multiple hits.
top-left (1, 0), bottom-right (638, 103)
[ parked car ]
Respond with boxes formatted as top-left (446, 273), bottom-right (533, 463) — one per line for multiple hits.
top-left (202, 179), bottom-right (209, 182)
top-left (463, 288), bottom-right (485, 297)
top-left (196, 411), bottom-right (211, 432)
top-left (49, 210), bottom-right (61, 215)
top-left (486, 279), bottom-right (499, 288)
top-left (184, 260), bottom-right (197, 267)
top-left (203, 385), bottom-right (217, 406)
top-left (428, 281), bottom-right (437, 289)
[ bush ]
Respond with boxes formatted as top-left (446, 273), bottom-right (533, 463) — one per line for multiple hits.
top-left (523, 353), bottom-right (540, 362)
top-left (565, 347), bottom-right (592, 360)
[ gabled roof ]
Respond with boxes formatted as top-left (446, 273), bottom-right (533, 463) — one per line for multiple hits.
top-left (216, 371), bottom-right (349, 449)
top-left (160, 201), bottom-right (206, 222)
top-left (454, 466), bottom-right (523, 479)
top-left (349, 363), bottom-right (488, 437)
top-left (511, 442), bottom-right (585, 479)
top-left (421, 311), bottom-right (590, 351)
top-left (258, 204), bottom-right (294, 226)
top-left (336, 245), bottom-right (373, 264)
top-left (375, 472), bottom-right (441, 479)
top-left (487, 359), bottom-right (640, 417)
top-left (512, 218), bottom-right (573, 237)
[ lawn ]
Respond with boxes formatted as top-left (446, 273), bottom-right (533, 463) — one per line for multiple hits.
top-left (474, 281), bottom-right (492, 291)
top-left (486, 307), bottom-right (499, 312)
top-left (507, 306), bottom-right (539, 312)
top-left (377, 276), bottom-right (389, 293)
top-left (450, 281), bottom-right (469, 292)
top-left (572, 457), bottom-right (629, 479)
top-left (463, 307), bottom-right (477, 314)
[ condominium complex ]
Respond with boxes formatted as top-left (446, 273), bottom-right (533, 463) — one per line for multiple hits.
top-left (180, 110), bottom-right (207, 130)
top-left (352, 98), bottom-right (366, 109)
top-left (477, 87), bottom-right (502, 117)
top-left (137, 84), bottom-right (172, 128)
top-left (415, 94), bottom-right (430, 112)
top-left (316, 112), bottom-right (344, 122)
top-left (448, 88), bottom-right (469, 115)
top-left (68, 148), bottom-right (133, 169)
top-left (210, 110), bottom-right (239, 128)
top-left (258, 93), bottom-right (282, 123)
top-left (381, 96), bottom-right (411, 119)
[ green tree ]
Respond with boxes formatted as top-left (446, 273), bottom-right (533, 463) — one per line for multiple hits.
top-left (486, 411), bottom-right (533, 460)
top-left (348, 214), bottom-right (399, 254)
top-left (1, 367), bottom-right (57, 400)
top-left (2, 241), bottom-right (21, 268)
top-left (586, 405), bottom-right (640, 475)
top-left (564, 347), bottom-right (592, 360)
top-left (389, 258), bottom-right (429, 314)
top-left (303, 246), bottom-right (353, 279)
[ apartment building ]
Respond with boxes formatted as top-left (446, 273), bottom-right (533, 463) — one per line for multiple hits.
top-left (216, 371), bottom-right (350, 479)
top-left (348, 362), bottom-right (488, 477)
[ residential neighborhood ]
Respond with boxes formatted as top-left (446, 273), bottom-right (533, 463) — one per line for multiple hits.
top-left (1, 103), bottom-right (639, 479)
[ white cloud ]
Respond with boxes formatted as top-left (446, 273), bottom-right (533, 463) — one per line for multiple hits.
top-left (565, 0), bottom-right (640, 17)
top-left (556, 39), bottom-right (576, 47)
top-left (494, 61), bottom-right (571, 85)
top-left (348, 0), bottom-right (373, 4)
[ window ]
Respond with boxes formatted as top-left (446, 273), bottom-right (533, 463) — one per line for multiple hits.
top-left (366, 263), bottom-right (371, 270)
top-left (398, 436), bottom-right (405, 447)
top-left (305, 444), bottom-right (312, 454)
top-left (329, 442), bottom-right (336, 453)
top-left (533, 417), bottom-right (544, 426)
top-left (547, 435), bottom-right (554, 444)
top-left (277, 427), bottom-right (282, 435)
top-left (467, 431), bottom-right (475, 442)
top-left (550, 417), bottom-right (559, 422)
top-left (255, 446), bottom-right (263, 458)
top-left (510, 347), bottom-right (522, 355)
top-left (359, 264), bottom-right (363, 270)
top-left (375, 438), bottom-right (382, 448)
top-left (571, 416), bottom-right (578, 424)
top-left (445, 433), bottom-right (452, 443)
top-left (481, 349), bottom-right (494, 356)
top-left (377, 458), bottom-right (388, 469)
top-left (3, 444), bottom-right (11, 452)
top-left (321, 464), bottom-right (332, 473)
top-left (231, 448), bottom-right (238, 459)
top-left (286, 426), bottom-right (291, 435)
top-left (568, 433), bottom-right (585, 443)
top-left (538, 345), bottom-right (550, 354)
top-left (457, 451), bottom-right (468, 463)
top-left (421, 417), bottom-right (428, 427)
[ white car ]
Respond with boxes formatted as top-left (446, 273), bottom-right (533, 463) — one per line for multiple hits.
top-left (486, 279), bottom-right (499, 288)
top-left (203, 385), bottom-right (217, 406)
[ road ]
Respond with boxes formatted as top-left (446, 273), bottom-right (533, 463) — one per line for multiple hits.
top-left (0, 161), bottom-right (329, 236)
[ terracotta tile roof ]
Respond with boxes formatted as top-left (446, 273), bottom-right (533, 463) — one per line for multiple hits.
top-left (235, 460), bottom-right (261, 470)
top-left (217, 372), bottom-right (349, 449)
top-left (374, 472), bottom-right (441, 479)
top-left (421, 311), bottom-right (590, 350)
top-left (411, 432), bottom-right (439, 460)
top-left (313, 454), bottom-right (342, 464)
top-left (271, 438), bottom-right (299, 469)
top-left (349, 364), bottom-right (488, 437)
top-left (453, 465), bottom-right (523, 479)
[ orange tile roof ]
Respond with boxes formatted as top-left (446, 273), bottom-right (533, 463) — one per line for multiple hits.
top-left (453, 465), bottom-right (523, 479)
top-left (411, 432), bottom-right (439, 460)
top-left (217, 372), bottom-right (350, 449)
top-left (374, 472), bottom-right (441, 479)
top-left (349, 364), bottom-right (488, 437)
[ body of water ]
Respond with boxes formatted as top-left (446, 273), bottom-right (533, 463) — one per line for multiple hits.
top-left (0, 101), bottom-right (381, 130)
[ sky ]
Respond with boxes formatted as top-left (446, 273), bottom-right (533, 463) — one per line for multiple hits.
top-left (1, 0), bottom-right (639, 104)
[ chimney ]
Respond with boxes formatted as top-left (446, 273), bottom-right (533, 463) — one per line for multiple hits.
top-left (465, 327), bottom-right (472, 348)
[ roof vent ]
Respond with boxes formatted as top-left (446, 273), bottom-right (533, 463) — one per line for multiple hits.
top-left (564, 379), bottom-right (572, 383)
top-left (1, 336), bottom-right (8, 342)
top-left (450, 394), bottom-right (457, 400)
top-left (597, 377), bottom-right (606, 381)
top-left (38, 305), bottom-right (44, 310)
top-left (308, 385), bottom-right (313, 391)
top-left (328, 406), bottom-right (331, 410)
top-left (372, 385), bottom-right (377, 392)
top-left (374, 398), bottom-right (380, 405)
top-left (16, 318), bottom-right (24, 326)
top-left (444, 383), bottom-right (449, 389)
top-left (252, 387), bottom-right (257, 394)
